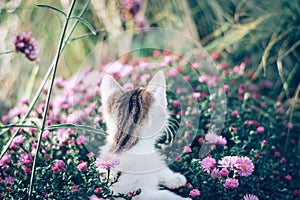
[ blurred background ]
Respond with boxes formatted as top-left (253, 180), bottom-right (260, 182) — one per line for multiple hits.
top-left (0, 0), bottom-right (299, 128)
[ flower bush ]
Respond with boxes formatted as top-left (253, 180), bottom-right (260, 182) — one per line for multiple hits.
top-left (0, 48), bottom-right (299, 199)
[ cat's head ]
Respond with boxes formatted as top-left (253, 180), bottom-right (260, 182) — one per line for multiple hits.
top-left (100, 71), bottom-right (168, 153)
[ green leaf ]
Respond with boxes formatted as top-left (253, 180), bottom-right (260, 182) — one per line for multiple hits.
top-left (70, 16), bottom-right (96, 35)
top-left (35, 4), bottom-right (67, 17)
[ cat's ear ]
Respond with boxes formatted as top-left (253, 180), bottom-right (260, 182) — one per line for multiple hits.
top-left (146, 71), bottom-right (167, 107)
top-left (101, 75), bottom-right (123, 104)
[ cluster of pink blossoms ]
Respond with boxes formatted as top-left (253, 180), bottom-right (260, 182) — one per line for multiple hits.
top-left (201, 155), bottom-right (254, 190)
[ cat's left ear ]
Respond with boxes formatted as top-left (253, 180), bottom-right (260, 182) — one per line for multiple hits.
top-left (146, 70), bottom-right (167, 107)
top-left (101, 75), bottom-right (123, 105)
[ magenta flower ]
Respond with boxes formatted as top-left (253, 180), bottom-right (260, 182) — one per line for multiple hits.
top-left (236, 156), bottom-right (254, 176)
top-left (218, 156), bottom-right (239, 171)
top-left (243, 194), bottom-right (259, 200)
top-left (189, 189), bottom-right (201, 197)
top-left (77, 162), bottom-right (87, 172)
top-left (223, 178), bottom-right (239, 189)
top-left (13, 31), bottom-right (39, 61)
top-left (201, 157), bottom-right (216, 172)
top-left (76, 135), bottom-right (87, 145)
top-left (9, 135), bottom-right (25, 149)
top-left (95, 155), bottom-right (120, 170)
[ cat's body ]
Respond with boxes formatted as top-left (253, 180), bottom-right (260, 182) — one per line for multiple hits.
top-left (100, 71), bottom-right (191, 200)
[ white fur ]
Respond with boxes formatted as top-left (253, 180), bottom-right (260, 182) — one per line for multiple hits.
top-left (100, 71), bottom-right (191, 200)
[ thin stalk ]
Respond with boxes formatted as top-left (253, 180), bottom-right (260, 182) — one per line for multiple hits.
top-left (28, 1), bottom-right (77, 198)
top-left (0, 0), bottom-right (91, 161)
top-left (0, 50), bottom-right (14, 55)
top-left (284, 83), bottom-right (300, 156)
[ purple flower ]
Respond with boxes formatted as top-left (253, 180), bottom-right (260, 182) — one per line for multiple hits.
top-left (210, 168), bottom-right (221, 178)
top-left (9, 135), bottom-right (25, 148)
top-left (189, 189), bottom-right (201, 197)
top-left (56, 129), bottom-right (69, 145)
top-left (223, 178), bottom-right (239, 189)
top-left (122, 0), bottom-right (142, 20)
top-left (219, 168), bottom-right (229, 177)
top-left (76, 135), bottom-right (87, 145)
top-left (236, 156), bottom-right (254, 177)
top-left (95, 155), bottom-right (120, 170)
top-left (0, 155), bottom-right (11, 166)
top-left (13, 31), bottom-right (39, 61)
top-left (243, 194), bottom-right (259, 200)
top-left (4, 176), bottom-right (14, 185)
top-left (77, 162), bottom-right (87, 172)
top-left (218, 156), bottom-right (239, 171)
top-left (201, 157), bottom-right (216, 172)
top-left (205, 132), bottom-right (227, 145)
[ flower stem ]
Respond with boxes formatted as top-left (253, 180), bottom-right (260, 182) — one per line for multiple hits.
top-left (28, 1), bottom-right (77, 198)
top-left (0, 0), bottom-right (91, 161)
top-left (0, 50), bottom-right (14, 55)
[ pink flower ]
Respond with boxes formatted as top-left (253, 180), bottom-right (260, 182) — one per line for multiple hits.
top-left (175, 156), bottom-right (182, 162)
top-left (76, 135), bottom-right (87, 145)
top-left (189, 189), bottom-right (201, 197)
top-left (55, 160), bottom-right (65, 168)
top-left (285, 175), bottom-right (292, 181)
top-left (77, 162), bottom-right (87, 172)
top-left (4, 176), bottom-right (14, 185)
top-left (52, 166), bottom-right (59, 173)
top-left (219, 168), bottom-right (229, 177)
top-left (243, 194), bottom-right (259, 200)
top-left (19, 153), bottom-right (32, 166)
top-left (262, 140), bottom-right (268, 146)
top-left (95, 155), bottom-right (120, 170)
top-left (293, 190), bottom-right (299, 196)
top-left (24, 168), bottom-right (31, 174)
top-left (183, 146), bottom-right (192, 153)
top-left (236, 156), bottom-right (254, 177)
top-left (172, 100), bottom-right (180, 107)
top-left (0, 155), bottom-right (11, 166)
top-left (201, 157), bottom-right (216, 172)
top-left (218, 156), bottom-right (239, 171)
top-left (193, 92), bottom-right (201, 99)
top-left (210, 168), bottom-right (221, 178)
top-left (9, 135), bottom-right (25, 148)
top-left (287, 122), bottom-right (293, 129)
top-left (257, 126), bottom-right (265, 133)
top-left (71, 185), bottom-right (79, 191)
top-left (89, 195), bottom-right (101, 200)
top-left (42, 130), bottom-right (51, 139)
top-left (232, 110), bottom-right (239, 117)
top-left (205, 132), bottom-right (227, 145)
top-left (223, 178), bottom-right (239, 189)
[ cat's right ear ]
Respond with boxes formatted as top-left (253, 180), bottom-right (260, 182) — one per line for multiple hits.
top-left (100, 75), bottom-right (123, 105)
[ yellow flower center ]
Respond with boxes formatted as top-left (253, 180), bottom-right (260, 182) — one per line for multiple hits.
top-left (241, 163), bottom-right (247, 169)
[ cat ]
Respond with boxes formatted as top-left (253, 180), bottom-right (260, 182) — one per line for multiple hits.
top-left (99, 71), bottom-right (191, 200)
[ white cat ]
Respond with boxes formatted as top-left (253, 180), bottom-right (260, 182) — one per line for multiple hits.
top-left (100, 71), bottom-right (191, 200)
